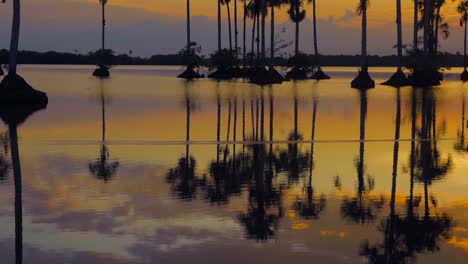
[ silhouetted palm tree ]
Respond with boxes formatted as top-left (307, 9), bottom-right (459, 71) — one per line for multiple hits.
top-left (309, 0), bottom-right (330, 80)
top-left (88, 83), bottom-right (120, 182)
top-left (351, 0), bottom-right (375, 89)
top-left (0, 0), bottom-right (48, 104)
top-left (458, 0), bottom-right (468, 80)
top-left (218, 0), bottom-right (222, 50)
top-left (221, 0), bottom-right (234, 51)
top-left (288, 0), bottom-right (306, 56)
top-left (382, 0), bottom-right (409, 86)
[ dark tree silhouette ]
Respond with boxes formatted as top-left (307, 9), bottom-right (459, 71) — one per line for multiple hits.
top-left (309, 0), bottom-right (330, 80)
top-left (92, 0), bottom-right (111, 77)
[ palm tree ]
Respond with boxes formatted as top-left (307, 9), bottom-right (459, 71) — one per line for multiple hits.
top-left (458, 0), bottom-right (468, 80)
top-left (351, 0), bottom-right (375, 89)
top-left (382, 0), bottom-right (410, 86)
top-left (288, 0), bottom-right (306, 57)
top-left (218, 0), bottom-right (222, 51)
top-left (92, 0), bottom-right (111, 77)
top-left (221, 0), bottom-right (234, 51)
top-left (413, 0), bottom-right (418, 50)
top-left (0, 0), bottom-right (48, 104)
top-left (309, 0), bottom-right (330, 80)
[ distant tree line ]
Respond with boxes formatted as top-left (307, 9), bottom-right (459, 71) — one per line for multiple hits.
top-left (2, 49), bottom-right (468, 67)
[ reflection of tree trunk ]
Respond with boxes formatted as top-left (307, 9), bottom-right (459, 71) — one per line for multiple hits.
top-left (242, 98), bottom-right (246, 158)
top-left (310, 98), bottom-right (317, 190)
top-left (185, 88), bottom-right (191, 165)
top-left (250, 99), bottom-right (255, 138)
top-left (408, 89), bottom-right (417, 217)
top-left (256, 97), bottom-right (259, 140)
top-left (217, 87), bottom-right (221, 164)
top-left (9, 124), bottom-right (22, 264)
top-left (391, 88), bottom-right (401, 220)
top-left (261, 90), bottom-right (265, 142)
top-left (462, 95), bottom-right (466, 147)
top-left (225, 99), bottom-right (232, 163)
top-left (358, 90), bottom-right (367, 195)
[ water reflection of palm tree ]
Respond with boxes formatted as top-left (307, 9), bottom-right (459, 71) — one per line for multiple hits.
top-left (166, 83), bottom-right (201, 200)
top-left (293, 97), bottom-right (326, 219)
top-left (278, 83), bottom-right (308, 183)
top-left (238, 88), bottom-right (283, 241)
top-left (0, 102), bottom-right (47, 264)
top-left (88, 82), bottom-right (120, 182)
top-left (0, 131), bottom-right (10, 182)
top-left (341, 90), bottom-right (384, 224)
top-left (454, 91), bottom-right (468, 152)
top-left (360, 88), bottom-right (407, 263)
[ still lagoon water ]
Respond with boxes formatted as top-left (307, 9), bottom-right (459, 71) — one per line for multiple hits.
top-left (0, 65), bottom-right (467, 263)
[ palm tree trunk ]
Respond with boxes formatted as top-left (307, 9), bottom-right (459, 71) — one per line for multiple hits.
top-left (234, 0), bottom-right (238, 61)
top-left (396, 0), bottom-right (402, 71)
top-left (465, 20), bottom-right (467, 70)
top-left (312, 0), bottom-right (320, 70)
top-left (270, 1), bottom-right (275, 67)
top-left (218, 0), bottom-right (222, 51)
top-left (424, 0), bottom-right (431, 57)
top-left (102, 3), bottom-right (106, 51)
top-left (243, 0), bottom-right (247, 67)
top-left (260, 0), bottom-right (266, 61)
top-left (187, 0), bottom-right (191, 50)
top-left (9, 124), bottom-right (22, 264)
top-left (256, 14), bottom-right (260, 59)
top-left (361, 7), bottom-right (368, 72)
top-left (434, 7), bottom-right (440, 55)
top-left (227, 2), bottom-right (233, 51)
top-left (9, 0), bottom-right (21, 76)
top-left (252, 14), bottom-right (257, 57)
top-left (413, 0), bottom-right (418, 50)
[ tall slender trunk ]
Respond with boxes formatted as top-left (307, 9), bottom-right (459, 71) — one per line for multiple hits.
top-left (358, 90), bottom-right (367, 195)
top-left (413, 0), bottom-right (418, 50)
top-left (465, 20), bottom-right (467, 70)
top-left (294, 3), bottom-right (300, 56)
top-left (252, 14), bottom-right (257, 57)
top-left (101, 93), bottom-right (106, 142)
top-left (227, 2), bottom-right (233, 51)
top-left (9, 0), bottom-right (21, 76)
top-left (243, 0), bottom-right (247, 67)
top-left (434, 6), bottom-right (441, 55)
top-left (187, 0), bottom-right (191, 50)
top-left (260, 0), bottom-right (266, 61)
top-left (234, 0), bottom-right (238, 61)
top-left (409, 89), bottom-right (416, 218)
top-left (312, 0), bottom-right (320, 69)
top-left (218, 0), bottom-right (222, 51)
top-left (256, 14), bottom-right (260, 59)
top-left (270, 1), bottom-right (275, 67)
top-left (361, 7), bottom-right (368, 72)
top-left (102, 3), bottom-right (106, 51)
top-left (396, 0), bottom-right (402, 71)
top-left (423, 0), bottom-right (431, 56)
top-left (217, 88), bottom-right (221, 163)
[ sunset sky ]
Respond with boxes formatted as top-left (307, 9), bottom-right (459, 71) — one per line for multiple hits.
top-left (0, 0), bottom-right (464, 56)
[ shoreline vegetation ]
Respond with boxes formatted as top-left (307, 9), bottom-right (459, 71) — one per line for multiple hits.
top-left (3, 49), bottom-right (468, 67)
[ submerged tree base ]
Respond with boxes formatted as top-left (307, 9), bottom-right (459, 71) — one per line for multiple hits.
top-left (461, 69), bottom-right (468, 81)
top-left (285, 67), bottom-right (308, 80)
top-left (408, 69), bottom-right (441, 87)
top-left (93, 66), bottom-right (110, 78)
top-left (177, 67), bottom-right (205, 79)
top-left (351, 71), bottom-right (375, 89)
top-left (0, 74), bottom-right (48, 105)
top-left (208, 67), bottom-right (235, 80)
top-left (382, 69), bottom-right (410, 87)
top-left (310, 68), bottom-right (330, 80)
top-left (250, 67), bottom-right (285, 85)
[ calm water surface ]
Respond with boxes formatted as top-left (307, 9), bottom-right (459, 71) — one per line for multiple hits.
top-left (0, 65), bottom-right (467, 263)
